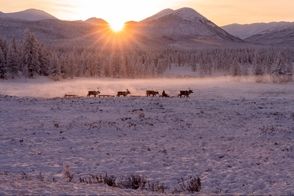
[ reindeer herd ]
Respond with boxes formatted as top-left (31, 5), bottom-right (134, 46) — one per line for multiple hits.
top-left (84, 89), bottom-right (194, 98)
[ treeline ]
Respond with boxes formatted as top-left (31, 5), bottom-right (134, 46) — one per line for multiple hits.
top-left (0, 32), bottom-right (58, 79)
top-left (0, 33), bottom-right (293, 79)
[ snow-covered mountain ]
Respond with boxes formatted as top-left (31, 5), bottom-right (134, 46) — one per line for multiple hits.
top-left (1, 7), bottom-right (294, 48)
top-left (0, 7), bottom-right (243, 48)
top-left (222, 22), bottom-right (294, 39)
top-left (142, 8), bottom-right (174, 22)
top-left (0, 17), bottom-right (96, 41)
top-left (140, 7), bottom-right (241, 43)
top-left (245, 26), bottom-right (294, 47)
top-left (0, 9), bottom-right (57, 21)
top-left (85, 17), bottom-right (108, 25)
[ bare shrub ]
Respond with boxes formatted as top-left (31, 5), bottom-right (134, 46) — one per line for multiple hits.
top-left (63, 164), bottom-right (74, 182)
top-left (129, 175), bottom-right (147, 190)
top-left (173, 176), bottom-right (201, 193)
top-left (79, 173), bottom-right (115, 186)
top-left (37, 172), bottom-right (44, 182)
top-left (103, 174), bottom-right (117, 187)
top-left (79, 173), bottom-right (165, 193)
top-left (147, 181), bottom-right (166, 193)
top-left (79, 174), bottom-right (103, 184)
top-left (77, 172), bottom-right (202, 194)
top-left (117, 175), bottom-right (147, 190)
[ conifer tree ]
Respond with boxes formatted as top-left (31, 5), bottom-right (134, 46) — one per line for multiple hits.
top-left (7, 38), bottom-right (21, 78)
top-left (0, 38), bottom-right (8, 79)
top-left (22, 32), bottom-right (41, 78)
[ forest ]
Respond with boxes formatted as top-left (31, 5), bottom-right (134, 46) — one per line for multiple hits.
top-left (0, 32), bottom-right (293, 80)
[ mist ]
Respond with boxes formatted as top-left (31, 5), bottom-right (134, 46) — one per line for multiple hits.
top-left (0, 76), bottom-right (289, 98)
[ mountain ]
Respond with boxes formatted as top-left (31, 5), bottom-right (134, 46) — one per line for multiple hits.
top-left (142, 8), bottom-right (174, 22)
top-left (139, 7), bottom-right (242, 47)
top-left (85, 17), bottom-right (108, 25)
top-left (246, 26), bottom-right (294, 47)
top-left (223, 22), bottom-right (294, 39)
top-left (0, 17), bottom-right (97, 42)
top-left (0, 9), bottom-right (57, 21)
top-left (0, 7), bottom-right (244, 49)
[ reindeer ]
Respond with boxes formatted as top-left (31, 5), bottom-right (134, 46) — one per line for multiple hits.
top-left (87, 91), bottom-right (100, 97)
top-left (178, 90), bottom-right (193, 98)
top-left (146, 90), bottom-right (159, 97)
top-left (117, 89), bottom-right (131, 97)
top-left (161, 90), bottom-right (170, 98)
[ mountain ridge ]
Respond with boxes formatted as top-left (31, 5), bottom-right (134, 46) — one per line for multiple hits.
top-left (245, 26), bottom-right (294, 47)
top-left (2, 7), bottom-right (293, 48)
top-left (142, 8), bottom-right (174, 22)
top-left (222, 21), bottom-right (294, 39)
top-left (0, 8), bottom-right (57, 21)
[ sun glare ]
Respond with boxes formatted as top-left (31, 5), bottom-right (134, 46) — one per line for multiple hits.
top-left (110, 22), bottom-right (125, 32)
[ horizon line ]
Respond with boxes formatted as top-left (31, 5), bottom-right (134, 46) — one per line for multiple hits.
top-left (1, 7), bottom-right (294, 26)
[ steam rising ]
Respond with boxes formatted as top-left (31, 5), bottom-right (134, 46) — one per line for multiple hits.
top-left (0, 76), bottom-right (291, 98)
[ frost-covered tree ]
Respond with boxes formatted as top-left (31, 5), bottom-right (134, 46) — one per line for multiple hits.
top-left (7, 38), bottom-right (21, 78)
top-left (0, 38), bottom-right (8, 79)
top-left (1, 35), bottom-right (293, 80)
top-left (22, 32), bottom-right (41, 78)
top-left (38, 45), bottom-right (51, 76)
top-left (47, 52), bottom-right (61, 79)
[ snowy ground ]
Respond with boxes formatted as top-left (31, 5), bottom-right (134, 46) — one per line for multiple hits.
top-left (0, 78), bottom-right (294, 194)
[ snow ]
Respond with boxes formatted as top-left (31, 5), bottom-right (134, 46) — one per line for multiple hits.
top-left (0, 78), bottom-right (294, 194)
top-left (246, 26), bottom-right (294, 47)
top-left (222, 22), bottom-right (294, 39)
top-left (0, 9), bottom-right (57, 21)
top-left (173, 7), bottom-right (204, 21)
top-left (144, 8), bottom-right (204, 23)
top-left (141, 7), bottom-right (239, 42)
top-left (142, 9), bottom-right (175, 22)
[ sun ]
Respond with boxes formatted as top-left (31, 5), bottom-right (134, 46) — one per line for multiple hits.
top-left (109, 21), bottom-right (125, 32)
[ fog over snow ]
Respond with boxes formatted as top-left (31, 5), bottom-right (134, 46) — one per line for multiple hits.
top-left (0, 76), bottom-right (283, 98)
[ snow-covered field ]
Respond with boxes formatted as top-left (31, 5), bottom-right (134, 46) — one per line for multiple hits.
top-left (0, 78), bottom-right (294, 194)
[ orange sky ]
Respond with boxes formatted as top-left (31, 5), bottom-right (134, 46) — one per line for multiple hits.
top-left (0, 0), bottom-right (294, 25)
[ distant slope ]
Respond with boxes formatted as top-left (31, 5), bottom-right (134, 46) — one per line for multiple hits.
top-left (222, 22), bottom-right (294, 39)
top-left (246, 26), bottom-right (294, 47)
top-left (0, 9), bottom-right (57, 21)
top-left (0, 18), bottom-right (96, 42)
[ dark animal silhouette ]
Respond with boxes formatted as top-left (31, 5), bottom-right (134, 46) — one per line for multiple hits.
top-left (117, 89), bottom-right (131, 97)
top-left (146, 90), bottom-right (159, 97)
top-left (178, 90), bottom-right (193, 98)
top-left (87, 91), bottom-right (100, 97)
top-left (161, 90), bottom-right (170, 97)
